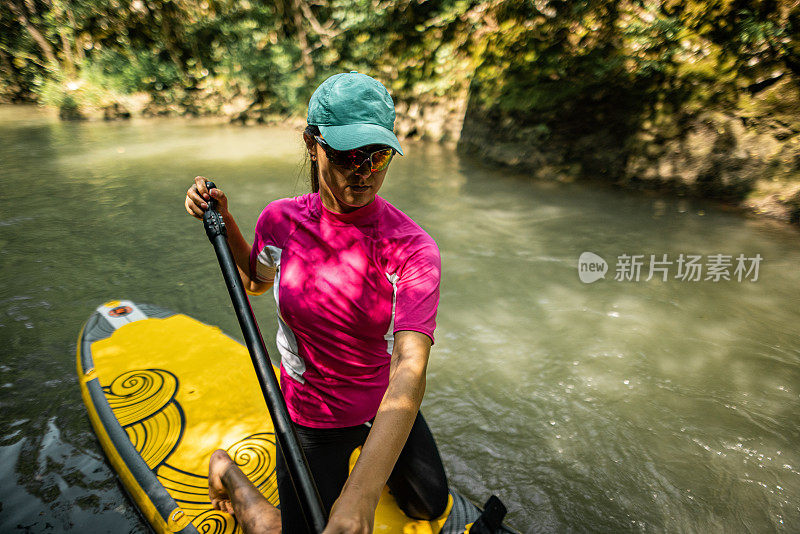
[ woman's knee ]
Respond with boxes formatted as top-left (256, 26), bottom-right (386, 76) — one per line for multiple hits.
top-left (397, 486), bottom-right (449, 520)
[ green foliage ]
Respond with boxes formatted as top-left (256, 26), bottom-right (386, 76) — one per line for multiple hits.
top-left (463, 0), bottom-right (798, 137)
top-left (328, 0), bottom-right (480, 99)
top-left (33, 69), bottom-right (120, 119)
top-left (470, 0), bottom-right (644, 128)
top-left (209, 3), bottom-right (307, 114)
top-left (82, 49), bottom-right (182, 94)
top-left (1, 0), bottom-right (797, 123)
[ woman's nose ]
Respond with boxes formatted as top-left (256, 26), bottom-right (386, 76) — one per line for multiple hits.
top-left (354, 161), bottom-right (371, 177)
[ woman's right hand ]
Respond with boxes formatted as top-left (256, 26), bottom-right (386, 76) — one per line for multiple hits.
top-left (185, 176), bottom-right (229, 219)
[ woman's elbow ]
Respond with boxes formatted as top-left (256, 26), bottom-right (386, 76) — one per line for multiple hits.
top-left (245, 280), bottom-right (272, 295)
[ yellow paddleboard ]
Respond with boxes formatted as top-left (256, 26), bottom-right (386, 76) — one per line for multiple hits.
top-left (77, 300), bottom-right (515, 533)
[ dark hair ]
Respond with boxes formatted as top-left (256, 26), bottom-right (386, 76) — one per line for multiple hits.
top-left (304, 124), bottom-right (321, 193)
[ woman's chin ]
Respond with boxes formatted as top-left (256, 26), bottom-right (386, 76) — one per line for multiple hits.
top-left (321, 186), bottom-right (376, 213)
top-left (342, 192), bottom-right (375, 208)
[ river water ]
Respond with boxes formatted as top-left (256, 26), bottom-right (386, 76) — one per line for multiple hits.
top-left (1, 105), bottom-right (799, 532)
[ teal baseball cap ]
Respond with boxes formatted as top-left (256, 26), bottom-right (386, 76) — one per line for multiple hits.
top-left (307, 71), bottom-right (404, 156)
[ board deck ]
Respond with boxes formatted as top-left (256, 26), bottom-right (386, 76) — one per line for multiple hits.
top-left (77, 300), bottom-right (516, 533)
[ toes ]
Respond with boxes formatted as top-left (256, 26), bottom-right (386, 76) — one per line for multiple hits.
top-left (210, 498), bottom-right (235, 516)
top-left (223, 500), bottom-right (235, 515)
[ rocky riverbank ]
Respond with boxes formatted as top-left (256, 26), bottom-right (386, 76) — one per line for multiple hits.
top-left (458, 77), bottom-right (800, 227)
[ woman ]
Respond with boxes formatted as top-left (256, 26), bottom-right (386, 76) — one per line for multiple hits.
top-left (185, 72), bottom-right (449, 533)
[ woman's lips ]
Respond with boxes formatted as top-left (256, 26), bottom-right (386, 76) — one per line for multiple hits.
top-left (349, 185), bottom-right (371, 193)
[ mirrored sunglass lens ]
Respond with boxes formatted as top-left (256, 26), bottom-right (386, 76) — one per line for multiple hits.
top-left (333, 149), bottom-right (362, 168)
top-left (325, 145), bottom-right (393, 170)
top-left (370, 150), bottom-right (393, 170)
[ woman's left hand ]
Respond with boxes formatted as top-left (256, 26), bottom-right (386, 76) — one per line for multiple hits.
top-left (322, 490), bottom-right (377, 534)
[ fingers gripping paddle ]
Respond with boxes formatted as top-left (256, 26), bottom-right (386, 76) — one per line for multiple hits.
top-left (202, 181), bottom-right (327, 533)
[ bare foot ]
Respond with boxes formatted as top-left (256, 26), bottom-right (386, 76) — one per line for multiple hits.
top-left (209, 449), bottom-right (235, 515)
top-left (208, 448), bottom-right (282, 533)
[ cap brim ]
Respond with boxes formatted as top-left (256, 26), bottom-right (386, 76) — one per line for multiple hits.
top-left (319, 123), bottom-right (404, 156)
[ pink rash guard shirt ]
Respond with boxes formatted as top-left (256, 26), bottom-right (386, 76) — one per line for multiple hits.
top-left (249, 192), bottom-right (440, 428)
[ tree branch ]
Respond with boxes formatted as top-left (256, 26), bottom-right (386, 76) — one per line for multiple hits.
top-left (291, 0), bottom-right (316, 79)
top-left (297, 0), bottom-right (339, 48)
top-left (6, 0), bottom-right (60, 68)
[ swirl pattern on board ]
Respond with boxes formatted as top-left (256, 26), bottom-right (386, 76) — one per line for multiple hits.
top-left (227, 433), bottom-right (279, 504)
top-left (192, 509), bottom-right (237, 534)
top-left (104, 369), bottom-right (177, 427)
top-left (101, 368), bottom-right (279, 533)
top-left (126, 402), bottom-right (183, 468)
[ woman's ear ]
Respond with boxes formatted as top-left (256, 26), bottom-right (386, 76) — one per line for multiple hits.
top-left (303, 132), bottom-right (317, 158)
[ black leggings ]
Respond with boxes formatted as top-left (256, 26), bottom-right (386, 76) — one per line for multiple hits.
top-left (275, 412), bottom-right (449, 532)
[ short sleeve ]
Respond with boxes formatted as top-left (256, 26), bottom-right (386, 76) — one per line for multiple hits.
top-left (249, 203), bottom-right (280, 283)
top-left (393, 241), bottom-right (441, 344)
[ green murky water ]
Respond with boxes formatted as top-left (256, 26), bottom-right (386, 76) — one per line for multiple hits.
top-left (1, 105), bottom-right (799, 532)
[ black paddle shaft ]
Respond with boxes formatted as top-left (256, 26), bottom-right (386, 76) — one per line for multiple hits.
top-left (201, 181), bottom-right (327, 533)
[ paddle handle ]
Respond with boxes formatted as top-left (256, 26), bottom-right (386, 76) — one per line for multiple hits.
top-left (202, 181), bottom-right (327, 533)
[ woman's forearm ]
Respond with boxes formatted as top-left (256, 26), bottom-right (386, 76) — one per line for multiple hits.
top-left (186, 179), bottom-right (271, 295)
top-left (339, 331), bottom-right (430, 508)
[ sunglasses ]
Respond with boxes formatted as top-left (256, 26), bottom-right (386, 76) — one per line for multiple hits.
top-left (314, 136), bottom-right (394, 172)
